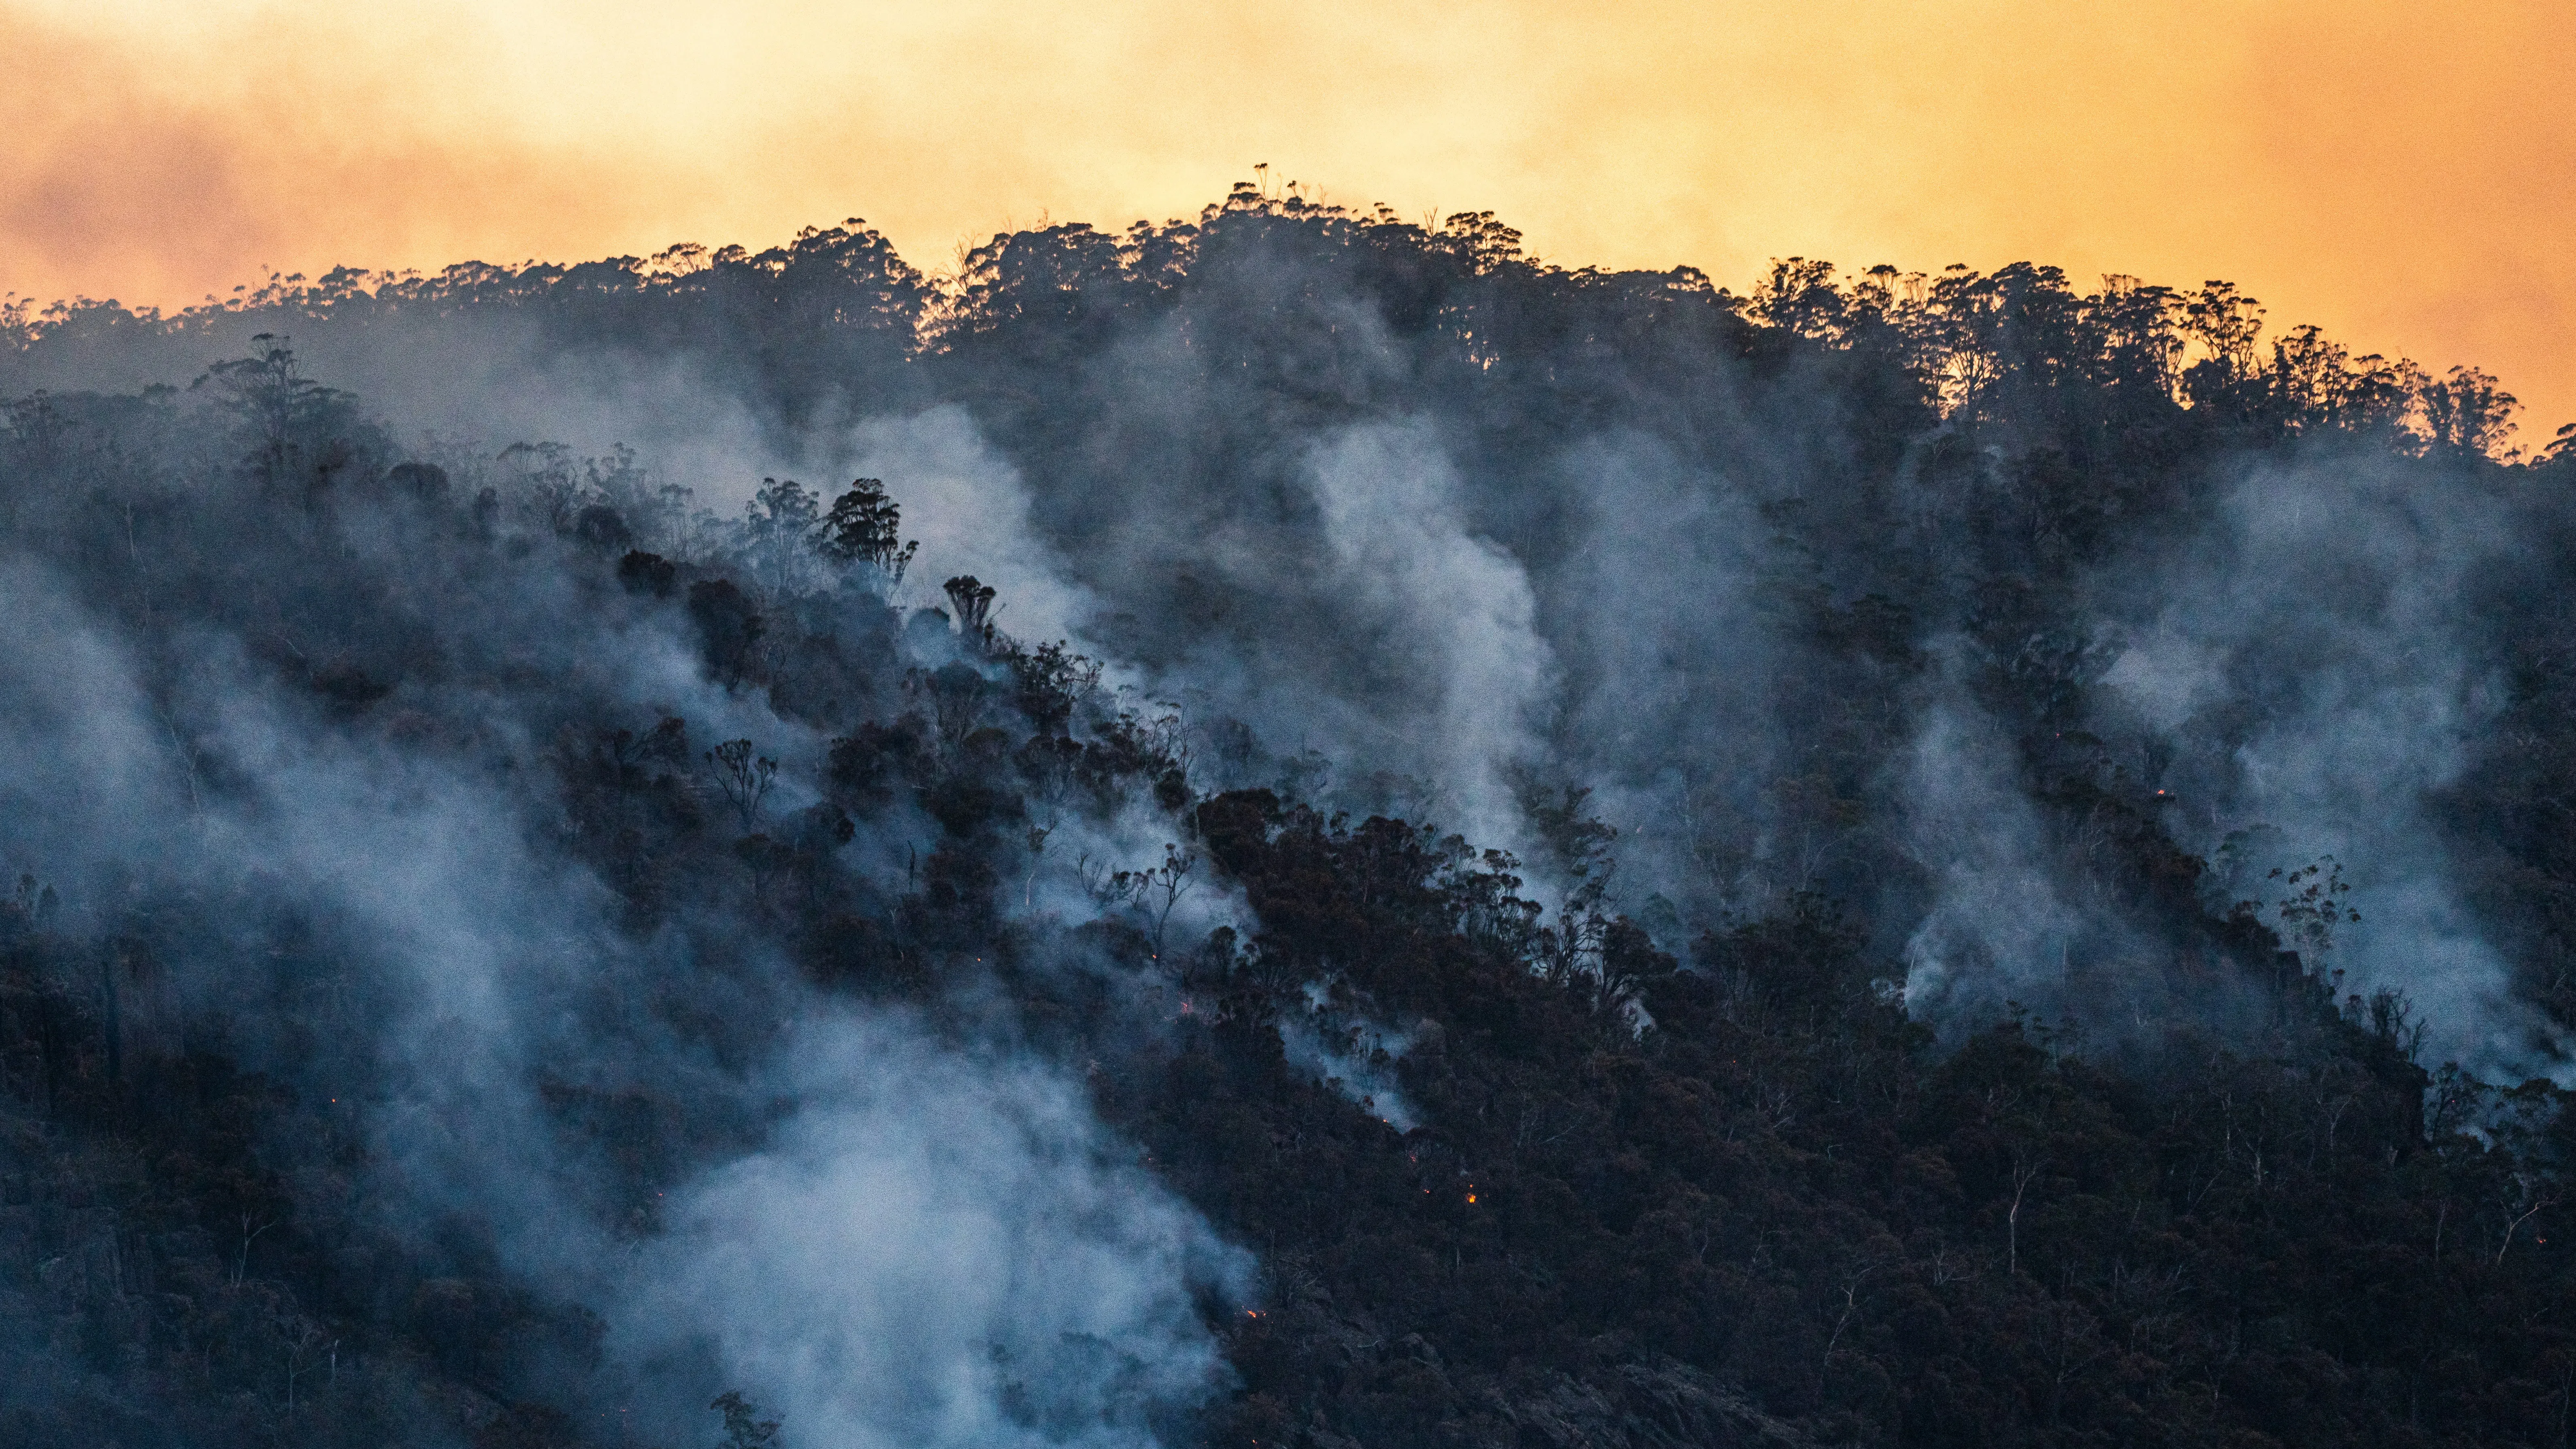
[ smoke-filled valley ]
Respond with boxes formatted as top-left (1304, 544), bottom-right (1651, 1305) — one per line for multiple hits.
top-left (4, 187), bottom-right (2575, 1448)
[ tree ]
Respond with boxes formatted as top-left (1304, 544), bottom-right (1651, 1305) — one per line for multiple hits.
top-left (1113, 842), bottom-right (1199, 959)
top-left (744, 477), bottom-right (823, 593)
top-left (687, 579), bottom-right (767, 687)
top-left (2416, 364), bottom-right (2521, 463)
top-left (705, 739), bottom-right (778, 831)
top-left (943, 574), bottom-right (998, 649)
top-left (2179, 281), bottom-right (2265, 392)
top-left (194, 334), bottom-right (368, 491)
top-left (708, 1391), bottom-right (780, 1449)
top-left (816, 476), bottom-right (918, 588)
top-left (2270, 857), bottom-right (2359, 968)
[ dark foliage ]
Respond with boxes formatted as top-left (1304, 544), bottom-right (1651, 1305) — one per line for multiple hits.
top-left (1, 190), bottom-right (2572, 1449)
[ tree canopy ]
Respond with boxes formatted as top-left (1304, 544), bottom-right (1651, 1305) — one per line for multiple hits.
top-left (2, 190), bottom-right (2574, 1449)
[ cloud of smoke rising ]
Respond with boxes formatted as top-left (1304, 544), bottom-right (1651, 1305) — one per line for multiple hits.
top-left (1, 307), bottom-right (793, 508)
top-left (0, 433), bottom-right (1246, 1442)
top-left (1303, 422), bottom-right (1553, 852)
top-left (836, 404), bottom-right (1105, 648)
top-left (621, 1013), bottom-right (1249, 1449)
top-left (15, 216), bottom-right (2576, 1429)
top-left (1535, 433), bottom-right (1781, 917)
top-left (1275, 978), bottom-right (1422, 1132)
top-left (1896, 696), bottom-right (2084, 1029)
top-left (2087, 454), bottom-right (2559, 1072)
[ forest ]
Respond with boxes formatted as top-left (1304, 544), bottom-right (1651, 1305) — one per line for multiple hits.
top-left (3, 183), bottom-right (2576, 1448)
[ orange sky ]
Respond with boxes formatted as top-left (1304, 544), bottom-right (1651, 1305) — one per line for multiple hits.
top-left (3, 0), bottom-right (2570, 436)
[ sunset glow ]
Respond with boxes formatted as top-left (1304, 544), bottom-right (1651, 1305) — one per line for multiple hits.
top-left (4, 0), bottom-right (2570, 430)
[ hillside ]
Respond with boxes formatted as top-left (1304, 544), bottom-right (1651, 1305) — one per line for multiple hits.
top-left (3, 188), bottom-right (2574, 1448)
